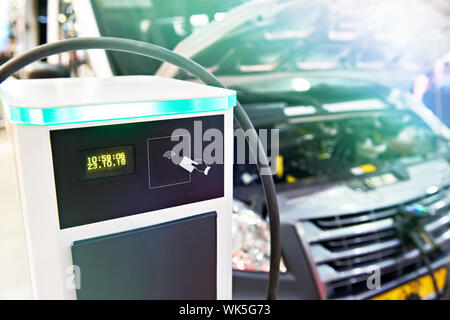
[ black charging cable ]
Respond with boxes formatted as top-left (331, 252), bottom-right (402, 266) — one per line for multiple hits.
top-left (397, 209), bottom-right (442, 299)
top-left (0, 37), bottom-right (281, 300)
top-left (408, 230), bottom-right (442, 299)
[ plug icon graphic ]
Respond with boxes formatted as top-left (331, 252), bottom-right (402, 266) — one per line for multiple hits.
top-left (163, 151), bottom-right (211, 175)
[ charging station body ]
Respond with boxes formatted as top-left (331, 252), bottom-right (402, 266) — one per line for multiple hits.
top-left (1, 76), bottom-right (235, 299)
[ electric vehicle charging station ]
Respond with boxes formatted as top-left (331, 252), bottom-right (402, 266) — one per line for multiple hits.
top-left (1, 75), bottom-right (236, 299)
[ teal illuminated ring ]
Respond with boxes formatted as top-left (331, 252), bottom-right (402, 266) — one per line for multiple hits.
top-left (6, 94), bottom-right (236, 126)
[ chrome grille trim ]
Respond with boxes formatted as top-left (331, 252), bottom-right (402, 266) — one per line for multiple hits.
top-left (297, 187), bottom-right (450, 299)
top-left (426, 214), bottom-right (450, 233)
top-left (310, 239), bottom-right (401, 264)
top-left (313, 208), bottom-right (397, 229)
top-left (436, 229), bottom-right (450, 245)
top-left (315, 226), bottom-right (450, 284)
top-left (338, 254), bottom-right (450, 300)
top-left (316, 249), bottom-right (420, 283)
top-left (299, 218), bottom-right (395, 243)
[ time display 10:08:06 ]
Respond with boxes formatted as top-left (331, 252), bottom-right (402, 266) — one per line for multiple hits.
top-left (87, 152), bottom-right (127, 171)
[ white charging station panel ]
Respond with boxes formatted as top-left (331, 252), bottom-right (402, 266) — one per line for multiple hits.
top-left (0, 76), bottom-right (235, 299)
top-left (72, 212), bottom-right (217, 300)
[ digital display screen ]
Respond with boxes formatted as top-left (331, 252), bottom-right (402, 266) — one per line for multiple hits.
top-left (78, 145), bottom-right (135, 180)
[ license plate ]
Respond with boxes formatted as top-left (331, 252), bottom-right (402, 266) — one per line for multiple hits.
top-left (371, 267), bottom-right (447, 300)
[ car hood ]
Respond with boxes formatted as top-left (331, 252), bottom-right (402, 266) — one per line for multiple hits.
top-left (157, 0), bottom-right (450, 81)
top-left (278, 158), bottom-right (450, 221)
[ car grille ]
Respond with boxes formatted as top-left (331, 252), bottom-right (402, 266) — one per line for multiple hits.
top-left (297, 187), bottom-right (450, 299)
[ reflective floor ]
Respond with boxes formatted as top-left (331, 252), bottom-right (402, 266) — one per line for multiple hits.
top-left (0, 128), bottom-right (32, 299)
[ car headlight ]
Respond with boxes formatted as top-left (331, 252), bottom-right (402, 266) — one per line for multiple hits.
top-left (232, 199), bottom-right (287, 273)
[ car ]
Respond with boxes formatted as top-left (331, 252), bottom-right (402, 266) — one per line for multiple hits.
top-left (158, 0), bottom-right (450, 300)
top-left (225, 72), bottom-right (450, 299)
top-left (49, 0), bottom-right (450, 299)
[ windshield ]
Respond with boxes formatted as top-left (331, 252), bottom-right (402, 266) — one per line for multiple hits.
top-left (91, 0), bottom-right (248, 75)
top-left (236, 110), bottom-right (449, 187)
top-left (91, 0), bottom-right (449, 76)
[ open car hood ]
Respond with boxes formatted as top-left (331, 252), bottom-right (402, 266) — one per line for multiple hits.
top-left (157, 0), bottom-right (450, 82)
